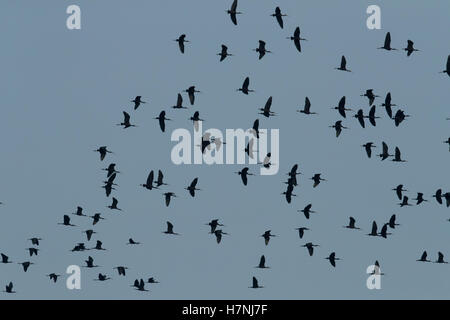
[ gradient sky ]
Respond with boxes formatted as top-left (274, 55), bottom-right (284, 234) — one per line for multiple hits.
top-left (0, 0), bottom-right (449, 299)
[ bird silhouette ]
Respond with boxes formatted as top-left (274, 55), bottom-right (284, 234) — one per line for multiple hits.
top-left (311, 174), bottom-right (326, 188)
top-left (214, 230), bottom-right (228, 244)
top-left (413, 193), bottom-right (427, 205)
top-left (155, 170), bottom-right (167, 187)
top-left (172, 93), bottom-right (187, 110)
top-left (361, 89), bottom-right (379, 106)
top-left (47, 273), bottom-right (60, 283)
top-left (345, 217), bottom-right (360, 230)
top-left (89, 213), bottom-right (105, 225)
top-left (250, 276), bottom-right (263, 289)
top-left (297, 97), bottom-right (316, 115)
top-left (190, 111), bottom-right (204, 132)
top-left (175, 34), bottom-right (189, 53)
top-left (362, 142), bottom-right (376, 158)
top-left (326, 252), bottom-right (341, 267)
top-left (381, 92), bottom-right (396, 119)
top-left (28, 237), bottom-right (42, 246)
top-left (1, 253), bottom-right (12, 264)
top-left (399, 196), bottom-right (412, 207)
top-left (19, 261), bottom-right (34, 272)
top-left (127, 238), bottom-right (140, 245)
top-left (393, 184), bottom-right (407, 200)
top-left (253, 40), bottom-right (271, 60)
top-left (392, 147), bottom-right (406, 162)
top-left (94, 146), bottom-right (113, 161)
top-left (3, 282), bottom-right (15, 294)
top-left (261, 230), bottom-right (275, 246)
top-left (367, 221), bottom-right (378, 237)
top-left (185, 178), bottom-right (200, 197)
top-left (236, 167), bottom-right (253, 186)
top-left (378, 142), bottom-right (392, 160)
top-left (440, 55), bottom-right (450, 77)
top-left (259, 96), bottom-right (276, 118)
top-left (256, 255), bottom-right (269, 269)
top-left (299, 204), bottom-right (316, 219)
top-left (84, 256), bottom-right (98, 268)
top-left (237, 77), bottom-right (254, 95)
top-left (141, 170), bottom-right (156, 190)
top-left (417, 251), bottom-right (431, 262)
top-left (114, 266), bottom-right (128, 276)
top-left (227, 0), bottom-right (241, 26)
top-left (388, 215), bottom-right (400, 229)
top-left (185, 86), bottom-right (201, 105)
top-left (103, 163), bottom-right (119, 178)
top-left (302, 242), bottom-right (319, 256)
top-left (59, 215), bottom-right (76, 227)
top-left (163, 192), bottom-right (176, 207)
top-left (107, 197), bottom-right (121, 211)
top-left (163, 221), bottom-right (179, 235)
top-left (117, 111), bottom-right (136, 128)
top-left (393, 109), bottom-right (410, 127)
top-left (404, 40), bottom-right (419, 56)
top-left (131, 96), bottom-right (146, 110)
top-left (368, 106), bottom-right (380, 126)
top-left (287, 27), bottom-right (307, 53)
top-left (435, 252), bottom-right (448, 264)
top-left (154, 111), bottom-right (170, 132)
top-left (218, 44), bottom-right (233, 61)
top-left (271, 7), bottom-right (287, 29)
top-left (332, 96), bottom-right (352, 118)
top-left (378, 32), bottom-right (396, 51)
top-left (330, 120), bottom-right (348, 137)
top-left (335, 55), bottom-right (351, 72)
top-left (206, 219), bottom-right (224, 234)
top-left (83, 230), bottom-right (96, 241)
top-left (433, 189), bottom-right (443, 205)
top-left (295, 227), bottom-right (309, 239)
top-left (354, 109), bottom-right (366, 128)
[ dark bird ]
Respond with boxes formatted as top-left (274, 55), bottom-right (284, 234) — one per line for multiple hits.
top-left (163, 221), bottom-right (179, 235)
top-left (148, 277), bottom-right (159, 284)
top-left (259, 96), bottom-right (276, 118)
top-left (361, 89), bottom-right (379, 106)
top-left (127, 238), bottom-right (140, 245)
top-left (392, 147), bottom-right (406, 162)
top-left (59, 215), bottom-right (76, 227)
top-left (102, 181), bottom-right (115, 197)
top-left (89, 213), bottom-right (105, 225)
top-left (326, 252), bottom-right (340, 267)
top-left (227, 0), bottom-right (241, 26)
top-left (175, 34), bottom-right (189, 53)
top-left (433, 189), bottom-right (443, 205)
top-left (131, 96), bottom-right (146, 110)
top-left (214, 230), bottom-right (228, 244)
top-left (117, 111), bottom-right (136, 128)
top-left (83, 230), bottom-right (96, 241)
top-left (354, 109), bottom-right (366, 128)
top-left (134, 279), bottom-right (148, 291)
top-left (335, 55), bottom-right (351, 72)
top-left (1, 253), bottom-right (12, 264)
top-left (435, 252), bottom-right (448, 264)
top-left (103, 163), bottom-right (119, 178)
top-left (362, 142), bottom-right (376, 158)
top-left (250, 276), bottom-right (263, 289)
top-left (27, 248), bottom-right (39, 257)
top-left (251, 119), bottom-right (260, 139)
top-left (4, 282), bottom-right (15, 294)
top-left (367, 221), bottom-right (378, 236)
top-left (379, 223), bottom-right (391, 239)
top-left (388, 214), bottom-right (400, 229)
top-left (368, 105), bottom-right (380, 126)
top-left (440, 55), bottom-right (450, 77)
top-left (371, 260), bottom-right (384, 275)
top-left (93, 240), bottom-right (106, 251)
top-left (330, 120), bottom-right (348, 137)
top-left (311, 174), bottom-right (326, 188)
top-left (237, 77), bottom-right (254, 95)
top-left (256, 255), bottom-right (269, 269)
top-left (107, 197), bottom-right (121, 211)
top-left (84, 256), bottom-right (98, 268)
top-left (287, 27), bottom-right (307, 53)
top-left (345, 217), bottom-right (360, 230)
top-left (94, 146), bottom-right (113, 161)
top-left (287, 164), bottom-right (301, 186)
top-left (141, 170), bottom-right (155, 190)
top-left (253, 40), bottom-right (271, 60)
top-left (444, 192), bottom-right (450, 208)
top-left (190, 111), bottom-right (204, 132)
top-left (399, 196), bottom-right (412, 207)
top-left (218, 44), bottom-right (232, 61)
top-left (413, 193), bottom-right (427, 205)
top-left (404, 40), bottom-right (419, 56)
top-left (28, 237), bottom-right (42, 246)
top-left (96, 273), bottom-right (111, 281)
top-left (271, 7), bottom-right (287, 29)
top-left (72, 206), bottom-right (86, 217)
top-left (19, 261), bottom-right (34, 272)
top-left (295, 227), bottom-right (309, 239)
top-left (206, 219), bottom-right (224, 234)
top-left (114, 266), bottom-right (128, 276)
top-left (378, 32), bottom-right (396, 51)
top-left (163, 192), bottom-right (176, 207)
top-left (417, 251), bottom-right (431, 262)
top-left (185, 86), bottom-right (200, 105)
top-left (297, 97), bottom-right (316, 115)
top-left (155, 170), bottom-right (167, 187)
top-left (172, 93), bottom-right (186, 110)
top-left (378, 142), bottom-right (392, 160)
top-left (47, 273), bottom-right (60, 283)
top-left (261, 230), bottom-right (275, 246)
top-left (185, 178), bottom-right (200, 197)
top-left (71, 243), bottom-right (86, 252)
top-left (154, 111), bottom-right (170, 132)
top-left (302, 242), bottom-right (319, 256)
top-left (444, 138), bottom-right (450, 151)
top-left (299, 204), bottom-right (315, 219)
top-left (393, 184), bottom-right (407, 201)
top-left (236, 167), bottom-right (253, 186)
top-left (282, 184), bottom-right (296, 204)
top-left (381, 92), bottom-right (396, 119)
top-left (393, 109), bottom-right (409, 127)
top-left (332, 96), bottom-right (352, 118)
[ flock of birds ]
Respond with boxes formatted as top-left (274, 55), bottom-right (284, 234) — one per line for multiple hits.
top-left (1, 1), bottom-right (450, 295)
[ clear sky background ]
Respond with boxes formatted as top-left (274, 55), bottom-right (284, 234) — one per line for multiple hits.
top-left (0, 0), bottom-right (449, 299)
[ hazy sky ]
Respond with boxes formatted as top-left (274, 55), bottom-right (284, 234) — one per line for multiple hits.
top-left (0, 0), bottom-right (449, 299)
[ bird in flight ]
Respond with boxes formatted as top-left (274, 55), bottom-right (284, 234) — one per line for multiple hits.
top-left (250, 276), bottom-right (263, 289)
top-left (417, 251), bottom-right (431, 263)
top-left (47, 273), bottom-right (60, 283)
top-left (131, 96), bottom-right (146, 110)
top-left (107, 197), bottom-right (121, 211)
top-left (253, 40), bottom-right (271, 60)
top-left (295, 227), bottom-right (309, 239)
top-left (206, 219), bottom-right (224, 234)
top-left (117, 111), bottom-right (136, 129)
top-left (236, 167), bottom-right (253, 186)
top-left (94, 146), bottom-right (113, 161)
top-left (227, 0), bottom-right (241, 26)
top-left (392, 147), bottom-right (406, 163)
top-left (237, 77), bottom-right (254, 95)
top-left (217, 45), bottom-right (233, 62)
top-left (299, 204), bottom-right (316, 219)
top-left (287, 27), bottom-right (307, 53)
top-left (362, 142), bottom-right (376, 158)
top-left (297, 97), bottom-right (316, 115)
top-left (154, 111), bottom-right (170, 132)
top-left (361, 89), bottom-right (379, 106)
top-left (404, 40), bottom-right (419, 56)
top-left (311, 174), bottom-right (326, 188)
top-left (335, 55), bottom-right (351, 72)
top-left (271, 7), bottom-right (287, 29)
top-left (435, 252), bottom-right (448, 264)
top-left (330, 120), bottom-right (348, 137)
top-left (332, 96), bottom-right (352, 118)
top-left (3, 282), bottom-right (15, 294)
top-left (378, 142), bottom-right (392, 160)
top-left (171, 93), bottom-right (187, 110)
top-left (440, 55), bottom-right (450, 77)
top-left (381, 92), bottom-right (396, 119)
top-left (175, 34), bottom-right (189, 54)
top-left (163, 192), bottom-right (176, 207)
top-left (344, 217), bottom-right (361, 230)
top-left (256, 255), bottom-right (269, 269)
top-left (185, 86), bottom-right (201, 105)
top-left (258, 96), bottom-right (276, 118)
top-left (393, 184), bottom-right (407, 201)
top-left (261, 230), bottom-right (276, 246)
top-left (326, 252), bottom-right (341, 267)
top-left (302, 242), bottom-right (319, 256)
top-left (378, 32), bottom-right (396, 51)
top-left (163, 221), bottom-right (179, 235)
top-left (185, 178), bottom-right (200, 197)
